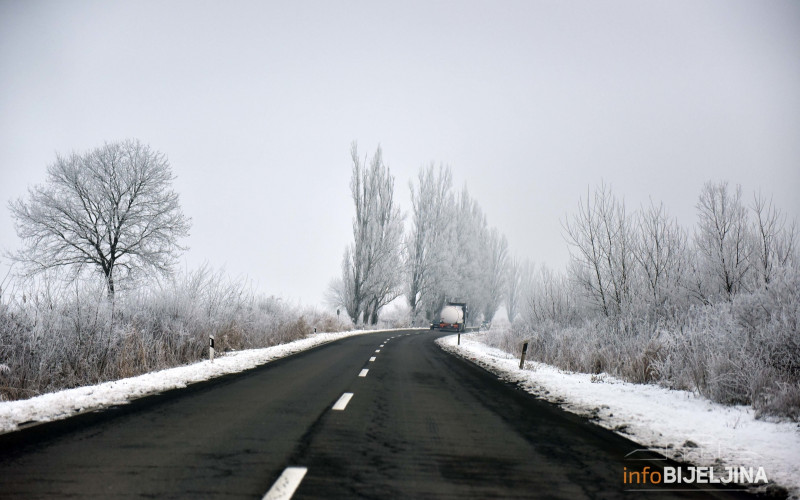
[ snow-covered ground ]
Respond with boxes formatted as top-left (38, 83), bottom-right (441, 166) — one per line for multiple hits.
top-left (0, 328), bottom-right (404, 435)
top-left (4, 327), bottom-right (797, 496)
top-left (438, 332), bottom-right (800, 498)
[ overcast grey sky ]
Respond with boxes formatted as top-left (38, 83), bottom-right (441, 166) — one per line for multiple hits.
top-left (1, 0), bottom-right (799, 306)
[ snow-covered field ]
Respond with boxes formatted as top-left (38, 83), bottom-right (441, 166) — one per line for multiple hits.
top-left (0, 328), bottom-right (404, 435)
top-left (438, 332), bottom-right (800, 498)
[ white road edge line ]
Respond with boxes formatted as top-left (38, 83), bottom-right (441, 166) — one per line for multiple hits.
top-left (359, 369), bottom-right (369, 377)
top-left (369, 356), bottom-right (376, 362)
top-left (332, 392), bottom-right (354, 411)
top-left (263, 466), bottom-right (307, 500)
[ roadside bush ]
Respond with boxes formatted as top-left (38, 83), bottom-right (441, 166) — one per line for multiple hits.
top-left (484, 268), bottom-right (800, 420)
top-left (0, 268), bottom-right (349, 402)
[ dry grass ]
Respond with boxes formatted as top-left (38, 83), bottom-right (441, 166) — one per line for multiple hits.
top-left (0, 268), bottom-right (350, 402)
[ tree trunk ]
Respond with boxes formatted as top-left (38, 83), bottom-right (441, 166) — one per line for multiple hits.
top-left (104, 267), bottom-right (115, 299)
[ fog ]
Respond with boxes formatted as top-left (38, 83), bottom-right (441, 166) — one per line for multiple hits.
top-left (1, 0), bottom-right (798, 306)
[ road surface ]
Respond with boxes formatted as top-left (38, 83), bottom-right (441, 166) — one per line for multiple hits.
top-left (0, 329), bottom-right (757, 499)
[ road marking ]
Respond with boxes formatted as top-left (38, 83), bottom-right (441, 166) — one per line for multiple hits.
top-left (332, 392), bottom-right (354, 410)
top-left (263, 466), bottom-right (307, 500)
top-left (369, 356), bottom-right (376, 362)
top-left (359, 369), bottom-right (369, 377)
top-left (375, 349), bottom-right (381, 353)
top-left (380, 344), bottom-right (384, 347)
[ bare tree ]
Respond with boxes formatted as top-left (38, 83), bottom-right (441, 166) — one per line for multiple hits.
top-left (505, 256), bottom-right (522, 322)
top-left (634, 200), bottom-right (687, 312)
top-left (483, 227), bottom-right (508, 321)
top-left (564, 186), bottom-right (609, 316)
top-left (506, 257), bottom-right (535, 323)
top-left (9, 140), bottom-right (191, 297)
top-left (404, 164), bottom-right (454, 322)
top-left (449, 186), bottom-right (491, 320)
top-left (524, 264), bottom-right (576, 324)
top-left (340, 143), bottom-right (404, 325)
top-left (694, 181), bottom-right (752, 300)
top-left (563, 183), bottom-right (635, 317)
top-left (751, 191), bottom-right (797, 286)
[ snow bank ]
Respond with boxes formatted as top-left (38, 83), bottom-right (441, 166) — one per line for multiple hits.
top-left (0, 328), bottom-right (395, 434)
top-left (438, 333), bottom-right (800, 498)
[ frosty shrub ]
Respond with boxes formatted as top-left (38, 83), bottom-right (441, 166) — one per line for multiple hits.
top-left (0, 268), bottom-right (348, 402)
top-left (485, 263), bottom-right (799, 420)
top-left (487, 316), bottom-right (665, 384)
top-left (655, 268), bottom-right (800, 416)
top-left (484, 182), bottom-right (799, 420)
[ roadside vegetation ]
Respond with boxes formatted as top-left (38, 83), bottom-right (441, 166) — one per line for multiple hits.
top-left (329, 143), bottom-right (798, 420)
top-left (329, 143), bottom-right (510, 327)
top-left (0, 267), bottom-right (346, 402)
top-left (0, 141), bottom-right (346, 402)
top-left (4, 139), bottom-right (796, 423)
top-left (487, 182), bottom-right (799, 420)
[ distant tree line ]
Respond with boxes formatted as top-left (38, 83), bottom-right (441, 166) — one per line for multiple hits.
top-left (494, 181), bottom-right (799, 419)
top-left (329, 143), bottom-right (509, 326)
top-left (330, 143), bottom-right (799, 418)
top-left (520, 181), bottom-right (797, 324)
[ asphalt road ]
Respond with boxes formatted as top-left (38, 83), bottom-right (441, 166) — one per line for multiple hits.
top-left (0, 329), bottom-right (758, 499)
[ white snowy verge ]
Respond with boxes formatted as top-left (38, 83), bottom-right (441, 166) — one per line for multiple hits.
top-left (0, 328), bottom-right (407, 434)
top-left (438, 332), bottom-right (800, 499)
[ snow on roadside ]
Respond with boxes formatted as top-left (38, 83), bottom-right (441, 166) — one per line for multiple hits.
top-left (0, 328), bottom-right (400, 434)
top-left (438, 332), bottom-right (800, 498)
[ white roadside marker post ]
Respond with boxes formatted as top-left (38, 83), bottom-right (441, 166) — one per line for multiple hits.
top-left (209, 335), bottom-right (215, 363)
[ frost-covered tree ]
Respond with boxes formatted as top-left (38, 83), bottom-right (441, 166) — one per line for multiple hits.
top-left (506, 256), bottom-right (535, 323)
top-left (505, 256), bottom-right (523, 322)
top-left (634, 201), bottom-right (687, 313)
top-left (404, 164), bottom-right (454, 322)
top-left (563, 184), bottom-right (635, 317)
top-left (335, 152), bottom-right (513, 326)
top-left (483, 228), bottom-right (508, 321)
top-left (694, 181), bottom-right (753, 301)
top-left (448, 187), bottom-right (491, 321)
top-left (751, 192), bottom-right (797, 286)
top-left (339, 143), bottom-right (404, 324)
top-left (8, 140), bottom-right (191, 297)
top-left (524, 264), bottom-right (576, 324)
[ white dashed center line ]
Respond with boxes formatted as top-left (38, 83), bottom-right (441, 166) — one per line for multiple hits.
top-left (263, 466), bottom-right (307, 500)
top-left (332, 392), bottom-right (354, 411)
top-left (375, 349), bottom-right (381, 353)
top-left (369, 356), bottom-right (376, 362)
top-left (359, 369), bottom-right (369, 377)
